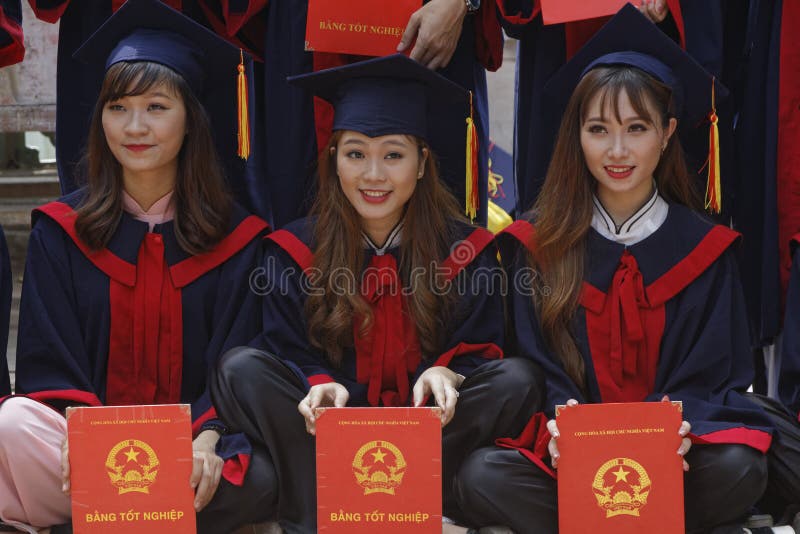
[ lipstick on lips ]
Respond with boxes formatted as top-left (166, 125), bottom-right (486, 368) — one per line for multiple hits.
top-left (360, 189), bottom-right (391, 204)
top-left (604, 165), bottom-right (634, 179)
top-left (123, 144), bottom-right (153, 152)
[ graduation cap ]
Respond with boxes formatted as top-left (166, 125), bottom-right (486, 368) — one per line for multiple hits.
top-left (288, 54), bottom-right (482, 221)
top-left (73, 0), bottom-right (252, 161)
top-left (544, 3), bottom-right (726, 213)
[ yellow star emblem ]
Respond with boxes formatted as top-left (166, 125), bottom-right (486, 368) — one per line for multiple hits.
top-left (612, 466), bottom-right (629, 483)
top-left (124, 447), bottom-right (140, 463)
top-left (371, 449), bottom-right (387, 464)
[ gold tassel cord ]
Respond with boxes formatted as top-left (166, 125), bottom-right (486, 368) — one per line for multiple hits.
top-left (465, 91), bottom-right (479, 222)
top-left (704, 77), bottom-right (721, 214)
top-left (237, 49), bottom-right (250, 160)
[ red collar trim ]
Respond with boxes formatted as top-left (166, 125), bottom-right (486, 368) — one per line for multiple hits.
top-left (266, 229), bottom-right (315, 274)
top-left (498, 219), bottom-right (536, 255)
top-left (441, 227), bottom-right (495, 281)
top-left (582, 225), bottom-right (739, 310)
top-left (170, 215), bottom-right (268, 288)
top-left (35, 202), bottom-right (137, 286)
top-left (645, 225), bottom-right (739, 306)
top-left (268, 225), bottom-right (494, 281)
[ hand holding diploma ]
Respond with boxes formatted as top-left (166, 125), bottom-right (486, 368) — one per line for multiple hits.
top-left (548, 396), bottom-right (691, 470)
top-left (191, 430), bottom-right (223, 512)
top-left (397, 0), bottom-right (467, 70)
top-left (413, 365), bottom-right (464, 427)
top-left (298, 382), bottom-right (350, 435)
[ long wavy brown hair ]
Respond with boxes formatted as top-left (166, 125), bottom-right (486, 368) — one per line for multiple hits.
top-left (306, 131), bottom-right (463, 367)
top-left (530, 66), bottom-right (700, 390)
top-left (75, 61), bottom-right (232, 254)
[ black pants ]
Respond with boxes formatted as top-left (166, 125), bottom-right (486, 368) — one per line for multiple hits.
top-left (747, 393), bottom-right (800, 517)
top-left (456, 443), bottom-right (767, 534)
top-left (210, 347), bottom-right (544, 533)
top-left (196, 444), bottom-right (278, 534)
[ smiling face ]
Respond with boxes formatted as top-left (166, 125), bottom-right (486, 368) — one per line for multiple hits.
top-left (335, 131), bottom-right (427, 244)
top-left (580, 87), bottom-right (676, 211)
top-left (101, 81), bottom-right (187, 190)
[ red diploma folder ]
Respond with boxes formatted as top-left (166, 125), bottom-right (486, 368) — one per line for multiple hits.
top-left (66, 404), bottom-right (196, 533)
top-left (556, 402), bottom-right (684, 534)
top-left (316, 407), bottom-right (442, 532)
top-left (540, 0), bottom-right (633, 25)
top-left (305, 0), bottom-right (422, 57)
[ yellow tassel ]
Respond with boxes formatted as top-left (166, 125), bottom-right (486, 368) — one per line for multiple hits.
top-left (704, 78), bottom-right (721, 214)
top-left (465, 91), bottom-right (479, 222)
top-left (237, 49), bottom-right (250, 160)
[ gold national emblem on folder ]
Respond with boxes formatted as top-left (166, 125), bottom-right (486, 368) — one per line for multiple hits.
top-left (556, 402), bottom-right (684, 534)
top-left (352, 440), bottom-right (407, 495)
top-left (105, 439), bottom-right (160, 495)
top-left (592, 457), bottom-right (651, 518)
top-left (316, 407), bottom-right (442, 533)
top-left (67, 404), bottom-right (196, 533)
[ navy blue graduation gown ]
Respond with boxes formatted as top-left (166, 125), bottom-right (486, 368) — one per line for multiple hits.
top-left (732, 0), bottom-right (782, 350)
top-left (246, 0), bottom-right (498, 228)
top-left (11, 190), bottom-right (268, 483)
top-left (497, 1), bottom-right (740, 218)
top-left (496, 205), bottom-right (773, 475)
top-left (0, 0), bottom-right (23, 66)
top-left (779, 235), bottom-right (800, 421)
top-left (251, 217), bottom-right (505, 406)
top-left (0, 225), bottom-right (11, 396)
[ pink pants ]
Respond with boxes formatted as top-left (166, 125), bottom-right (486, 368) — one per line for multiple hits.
top-left (0, 397), bottom-right (71, 532)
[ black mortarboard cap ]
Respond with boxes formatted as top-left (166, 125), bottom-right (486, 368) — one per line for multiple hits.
top-left (71, 0), bottom-right (259, 204)
top-left (287, 54), bottom-right (470, 141)
top-left (544, 3), bottom-right (726, 128)
top-left (288, 54), bottom-right (482, 220)
top-left (543, 3), bottom-right (727, 212)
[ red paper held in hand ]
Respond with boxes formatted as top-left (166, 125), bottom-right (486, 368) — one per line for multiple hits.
top-left (316, 407), bottom-right (442, 533)
top-left (556, 401), bottom-right (684, 534)
top-left (66, 404), bottom-right (196, 533)
top-left (540, 0), bottom-right (633, 25)
top-left (305, 0), bottom-right (422, 57)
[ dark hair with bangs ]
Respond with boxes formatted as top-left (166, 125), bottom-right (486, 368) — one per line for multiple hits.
top-left (305, 131), bottom-right (462, 367)
top-left (75, 61), bottom-right (232, 254)
top-left (527, 66), bottom-right (699, 392)
top-left (576, 67), bottom-right (697, 207)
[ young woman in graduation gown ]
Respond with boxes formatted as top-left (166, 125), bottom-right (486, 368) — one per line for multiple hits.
top-left (210, 54), bottom-right (543, 534)
top-left (0, 1), bottom-right (273, 532)
top-left (455, 7), bottom-right (774, 534)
